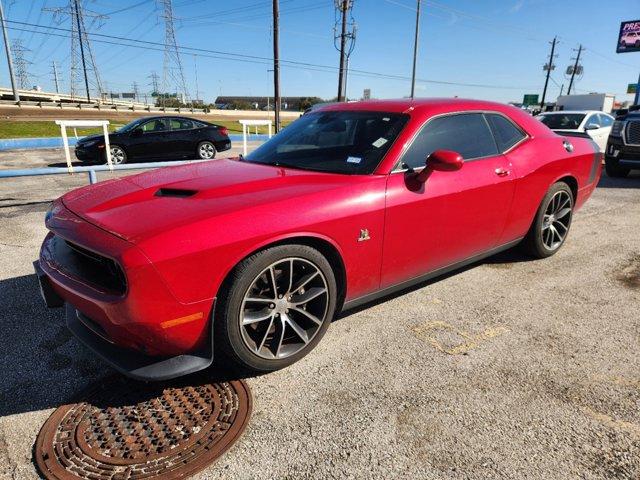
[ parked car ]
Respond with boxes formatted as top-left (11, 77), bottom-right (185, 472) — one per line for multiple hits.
top-left (603, 109), bottom-right (640, 177)
top-left (74, 116), bottom-right (231, 164)
top-left (35, 99), bottom-right (601, 380)
top-left (537, 110), bottom-right (614, 151)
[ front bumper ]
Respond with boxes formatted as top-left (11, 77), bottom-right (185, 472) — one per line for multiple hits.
top-left (36, 201), bottom-right (216, 379)
top-left (74, 145), bottom-right (101, 162)
top-left (605, 137), bottom-right (640, 169)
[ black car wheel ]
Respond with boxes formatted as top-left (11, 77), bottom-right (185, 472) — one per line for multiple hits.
top-left (605, 157), bottom-right (630, 178)
top-left (197, 141), bottom-right (216, 160)
top-left (215, 244), bottom-right (337, 373)
top-left (521, 182), bottom-right (574, 259)
top-left (106, 145), bottom-right (127, 165)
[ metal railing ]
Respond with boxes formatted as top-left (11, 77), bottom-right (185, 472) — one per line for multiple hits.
top-left (0, 160), bottom-right (208, 185)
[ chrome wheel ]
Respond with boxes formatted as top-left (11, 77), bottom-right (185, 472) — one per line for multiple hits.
top-left (239, 257), bottom-right (329, 360)
top-left (110, 146), bottom-right (126, 164)
top-left (541, 190), bottom-right (572, 251)
top-left (198, 142), bottom-right (215, 159)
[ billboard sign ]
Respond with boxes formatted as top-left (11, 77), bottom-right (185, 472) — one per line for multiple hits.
top-left (617, 20), bottom-right (640, 53)
top-left (523, 94), bottom-right (539, 106)
top-left (628, 83), bottom-right (637, 94)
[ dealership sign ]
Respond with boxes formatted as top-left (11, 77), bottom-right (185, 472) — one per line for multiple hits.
top-left (617, 20), bottom-right (640, 53)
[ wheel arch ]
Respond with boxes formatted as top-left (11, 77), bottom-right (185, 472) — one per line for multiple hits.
top-left (215, 234), bottom-right (348, 315)
top-left (555, 175), bottom-right (578, 203)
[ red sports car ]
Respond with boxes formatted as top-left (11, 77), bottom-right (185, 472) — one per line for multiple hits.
top-left (35, 99), bottom-right (601, 380)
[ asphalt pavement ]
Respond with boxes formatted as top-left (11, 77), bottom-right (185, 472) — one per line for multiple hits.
top-left (0, 151), bottom-right (639, 479)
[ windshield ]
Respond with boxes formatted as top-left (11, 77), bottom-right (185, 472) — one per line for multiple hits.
top-left (538, 113), bottom-right (585, 130)
top-left (245, 110), bottom-right (409, 174)
top-left (116, 118), bottom-right (146, 133)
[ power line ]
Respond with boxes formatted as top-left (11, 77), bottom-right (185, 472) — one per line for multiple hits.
top-left (7, 21), bottom-right (541, 90)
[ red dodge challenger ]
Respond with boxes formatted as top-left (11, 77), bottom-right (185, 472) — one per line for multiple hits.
top-left (35, 99), bottom-right (601, 380)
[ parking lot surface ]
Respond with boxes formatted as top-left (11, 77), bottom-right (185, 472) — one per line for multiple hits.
top-left (0, 155), bottom-right (638, 479)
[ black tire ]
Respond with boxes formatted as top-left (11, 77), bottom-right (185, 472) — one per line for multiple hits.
top-left (215, 244), bottom-right (337, 373)
top-left (605, 157), bottom-right (630, 178)
top-left (106, 145), bottom-right (127, 165)
top-left (521, 182), bottom-right (574, 259)
top-left (197, 141), bottom-right (216, 160)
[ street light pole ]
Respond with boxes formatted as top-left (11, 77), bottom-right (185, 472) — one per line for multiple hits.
top-left (410, 0), bottom-right (421, 99)
top-left (0, 0), bottom-right (20, 102)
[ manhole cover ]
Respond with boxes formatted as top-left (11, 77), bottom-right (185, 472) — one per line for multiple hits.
top-left (34, 377), bottom-right (252, 480)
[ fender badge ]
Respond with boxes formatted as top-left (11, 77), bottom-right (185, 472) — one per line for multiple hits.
top-left (358, 229), bottom-right (371, 242)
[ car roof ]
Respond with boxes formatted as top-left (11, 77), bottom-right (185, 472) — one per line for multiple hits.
top-left (318, 98), bottom-right (521, 114)
top-left (541, 110), bottom-right (611, 116)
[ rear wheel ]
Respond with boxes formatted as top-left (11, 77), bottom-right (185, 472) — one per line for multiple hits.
top-left (605, 157), bottom-right (630, 178)
top-left (215, 245), bottom-right (337, 373)
top-left (521, 182), bottom-right (574, 259)
top-left (197, 141), bottom-right (216, 160)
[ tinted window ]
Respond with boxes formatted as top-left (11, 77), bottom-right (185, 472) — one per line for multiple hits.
top-left (193, 120), bottom-right (208, 128)
top-left (141, 118), bottom-right (168, 133)
top-left (246, 111), bottom-right (409, 174)
top-left (401, 113), bottom-right (498, 169)
top-left (598, 114), bottom-right (613, 127)
top-left (170, 118), bottom-right (193, 130)
top-left (538, 113), bottom-right (585, 130)
top-left (485, 113), bottom-right (526, 152)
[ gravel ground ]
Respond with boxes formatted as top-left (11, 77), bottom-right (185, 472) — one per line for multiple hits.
top-left (0, 153), bottom-right (639, 479)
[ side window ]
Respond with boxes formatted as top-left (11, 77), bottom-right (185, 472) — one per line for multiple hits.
top-left (598, 114), bottom-right (613, 127)
top-left (485, 113), bottom-right (526, 153)
top-left (141, 119), bottom-right (168, 133)
top-left (170, 118), bottom-right (193, 130)
top-left (586, 114), bottom-right (601, 128)
top-left (401, 113), bottom-right (498, 169)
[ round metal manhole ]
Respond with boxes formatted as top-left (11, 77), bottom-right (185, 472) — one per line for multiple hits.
top-left (34, 377), bottom-right (252, 480)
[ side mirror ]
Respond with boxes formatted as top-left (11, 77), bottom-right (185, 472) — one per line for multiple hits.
top-left (585, 123), bottom-right (600, 131)
top-left (416, 150), bottom-right (463, 182)
top-left (131, 128), bottom-right (143, 137)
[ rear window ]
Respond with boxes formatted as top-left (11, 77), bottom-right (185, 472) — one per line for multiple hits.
top-left (538, 113), bottom-right (585, 130)
top-left (485, 113), bottom-right (526, 152)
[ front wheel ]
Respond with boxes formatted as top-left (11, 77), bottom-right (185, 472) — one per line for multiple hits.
top-left (197, 141), bottom-right (216, 160)
top-left (521, 182), bottom-right (574, 259)
top-left (215, 245), bottom-right (337, 373)
top-left (106, 145), bottom-right (127, 165)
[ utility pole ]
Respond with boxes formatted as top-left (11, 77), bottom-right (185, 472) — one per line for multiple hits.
top-left (567, 44), bottom-right (582, 95)
top-left (559, 83), bottom-right (564, 98)
top-left (74, 0), bottom-right (91, 102)
top-left (0, 0), bottom-right (19, 101)
top-left (336, 0), bottom-right (348, 102)
top-left (272, 0), bottom-right (281, 132)
top-left (540, 36), bottom-right (556, 113)
top-left (410, 0), bottom-right (421, 99)
top-left (52, 61), bottom-right (60, 93)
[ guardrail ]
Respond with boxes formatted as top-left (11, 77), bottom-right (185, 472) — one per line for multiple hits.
top-left (0, 160), bottom-right (208, 185)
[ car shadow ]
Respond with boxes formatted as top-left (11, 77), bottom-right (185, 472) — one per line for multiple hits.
top-left (597, 171), bottom-right (640, 189)
top-left (0, 273), bottom-right (252, 418)
top-left (336, 247), bottom-right (533, 319)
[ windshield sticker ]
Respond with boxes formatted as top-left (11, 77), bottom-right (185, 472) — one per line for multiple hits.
top-left (372, 137), bottom-right (388, 148)
top-left (347, 156), bottom-right (362, 164)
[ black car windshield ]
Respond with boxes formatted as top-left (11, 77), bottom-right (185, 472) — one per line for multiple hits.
top-left (245, 110), bottom-right (409, 174)
top-left (116, 118), bottom-right (146, 133)
top-left (538, 113), bottom-right (585, 130)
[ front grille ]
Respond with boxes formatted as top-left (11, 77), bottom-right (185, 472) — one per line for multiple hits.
top-left (625, 121), bottom-right (640, 145)
top-left (50, 235), bottom-right (126, 295)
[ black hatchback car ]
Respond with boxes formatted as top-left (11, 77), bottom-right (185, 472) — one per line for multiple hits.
top-left (75, 116), bottom-right (232, 164)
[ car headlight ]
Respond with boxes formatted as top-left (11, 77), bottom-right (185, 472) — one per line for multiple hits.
top-left (611, 120), bottom-right (625, 137)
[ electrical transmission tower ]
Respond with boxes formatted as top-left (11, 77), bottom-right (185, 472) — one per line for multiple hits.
top-left (132, 81), bottom-right (139, 102)
top-left (45, 1), bottom-right (107, 100)
top-left (334, 0), bottom-right (356, 102)
top-left (149, 71), bottom-right (160, 95)
top-left (158, 0), bottom-right (189, 103)
top-left (11, 39), bottom-right (31, 89)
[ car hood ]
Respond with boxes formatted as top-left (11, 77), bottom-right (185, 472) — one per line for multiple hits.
top-left (61, 159), bottom-right (360, 243)
top-left (77, 132), bottom-right (121, 145)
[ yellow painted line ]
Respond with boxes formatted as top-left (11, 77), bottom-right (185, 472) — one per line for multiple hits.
top-left (160, 312), bottom-right (204, 329)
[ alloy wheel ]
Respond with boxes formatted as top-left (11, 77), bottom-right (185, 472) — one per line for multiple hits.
top-left (239, 257), bottom-right (329, 360)
top-left (199, 142), bottom-right (215, 159)
top-left (541, 190), bottom-right (572, 251)
top-left (110, 146), bottom-right (125, 164)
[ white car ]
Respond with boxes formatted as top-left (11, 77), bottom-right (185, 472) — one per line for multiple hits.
top-left (537, 110), bottom-right (614, 151)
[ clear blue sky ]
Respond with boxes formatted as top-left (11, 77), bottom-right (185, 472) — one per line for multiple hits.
top-left (2, 0), bottom-right (639, 104)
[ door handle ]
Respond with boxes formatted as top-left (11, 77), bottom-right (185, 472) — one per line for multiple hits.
top-left (494, 168), bottom-right (511, 177)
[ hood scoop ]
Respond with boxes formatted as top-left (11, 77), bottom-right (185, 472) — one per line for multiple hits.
top-left (155, 187), bottom-right (198, 198)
